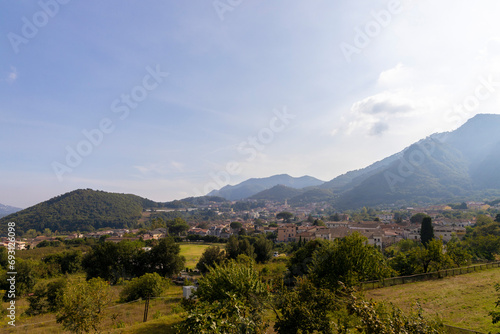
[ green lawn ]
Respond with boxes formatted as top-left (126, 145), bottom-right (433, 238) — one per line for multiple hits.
top-left (365, 268), bottom-right (500, 333)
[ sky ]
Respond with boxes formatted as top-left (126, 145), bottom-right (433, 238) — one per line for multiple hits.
top-left (2, 0), bottom-right (500, 208)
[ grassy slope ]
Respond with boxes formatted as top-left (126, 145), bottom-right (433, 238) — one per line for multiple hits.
top-left (365, 268), bottom-right (500, 333)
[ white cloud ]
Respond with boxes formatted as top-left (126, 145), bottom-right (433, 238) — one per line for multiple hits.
top-left (7, 67), bottom-right (17, 83)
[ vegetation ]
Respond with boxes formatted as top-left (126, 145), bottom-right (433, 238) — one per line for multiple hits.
top-left (420, 216), bottom-right (435, 245)
top-left (0, 189), bottom-right (156, 234)
top-left (56, 277), bottom-right (111, 333)
top-left (120, 273), bottom-right (168, 322)
top-left (178, 261), bottom-right (270, 333)
top-left (82, 238), bottom-right (185, 283)
top-left (366, 269), bottom-right (500, 332)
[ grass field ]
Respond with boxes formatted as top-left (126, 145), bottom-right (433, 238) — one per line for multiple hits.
top-left (179, 242), bottom-right (224, 269)
top-left (365, 267), bottom-right (500, 333)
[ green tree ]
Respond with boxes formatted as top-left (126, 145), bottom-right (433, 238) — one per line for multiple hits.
top-left (411, 239), bottom-right (448, 273)
top-left (410, 213), bottom-right (428, 225)
top-left (274, 277), bottom-right (337, 334)
top-left (196, 245), bottom-right (226, 273)
top-left (495, 214), bottom-right (500, 223)
top-left (309, 232), bottom-right (392, 291)
top-left (230, 222), bottom-right (243, 230)
top-left (445, 238), bottom-right (471, 267)
top-left (120, 273), bottom-right (168, 322)
top-left (420, 216), bottom-right (434, 246)
top-left (287, 239), bottom-right (329, 278)
top-left (168, 218), bottom-right (190, 236)
top-left (179, 261), bottom-right (270, 333)
top-left (253, 235), bottom-right (274, 263)
top-left (148, 237), bottom-right (185, 277)
top-left (313, 219), bottom-right (325, 226)
top-left (225, 235), bottom-right (240, 260)
top-left (56, 278), bottom-right (111, 334)
top-left (26, 278), bottom-right (66, 315)
top-left (276, 212), bottom-right (294, 223)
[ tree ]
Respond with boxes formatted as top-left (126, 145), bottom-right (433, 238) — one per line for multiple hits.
top-left (411, 239), bottom-right (447, 273)
top-left (226, 235), bottom-right (241, 260)
top-left (445, 237), bottom-right (471, 267)
top-left (230, 222), bottom-right (243, 230)
top-left (253, 235), bottom-right (273, 263)
top-left (287, 239), bottom-right (329, 278)
top-left (56, 278), bottom-right (111, 333)
top-left (82, 241), bottom-right (137, 284)
top-left (168, 218), bottom-right (190, 236)
top-left (179, 261), bottom-right (270, 333)
top-left (410, 213), bottom-right (428, 225)
top-left (420, 216), bottom-right (434, 246)
top-left (120, 273), bottom-right (168, 322)
top-left (495, 213), bottom-right (500, 223)
top-left (313, 219), bottom-right (325, 226)
top-left (274, 277), bottom-right (337, 334)
top-left (147, 237), bottom-right (185, 277)
top-left (26, 278), bottom-right (66, 315)
top-left (196, 245), bottom-right (226, 273)
top-left (309, 232), bottom-right (393, 291)
top-left (276, 212), bottom-right (294, 223)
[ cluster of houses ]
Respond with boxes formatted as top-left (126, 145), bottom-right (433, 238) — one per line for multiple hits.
top-left (275, 221), bottom-right (467, 248)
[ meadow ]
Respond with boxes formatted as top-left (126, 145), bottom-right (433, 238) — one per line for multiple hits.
top-left (365, 268), bottom-right (500, 333)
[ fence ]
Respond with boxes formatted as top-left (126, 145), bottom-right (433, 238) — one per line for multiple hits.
top-left (443, 324), bottom-right (485, 334)
top-left (359, 261), bottom-right (500, 290)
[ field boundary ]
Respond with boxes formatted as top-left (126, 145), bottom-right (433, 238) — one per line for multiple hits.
top-left (360, 261), bottom-right (500, 290)
top-left (443, 324), bottom-right (485, 334)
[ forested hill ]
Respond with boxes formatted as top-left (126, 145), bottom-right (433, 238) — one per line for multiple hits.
top-left (0, 189), bottom-right (157, 234)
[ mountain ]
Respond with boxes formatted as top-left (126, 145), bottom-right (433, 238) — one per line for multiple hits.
top-left (250, 185), bottom-right (304, 201)
top-left (208, 174), bottom-right (325, 200)
top-left (328, 114), bottom-right (500, 209)
top-left (250, 185), bottom-right (336, 205)
top-left (0, 189), bottom-right (158, 234)
top-left (0, 203), bottom-right (22, 218)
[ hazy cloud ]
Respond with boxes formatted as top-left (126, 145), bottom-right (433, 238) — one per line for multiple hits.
top-left (7, 67), bottom-right (17, 83)
top-left (369, 121), bottom-right (389, 136)
top-left (352, 93), bottom-right (415, 115)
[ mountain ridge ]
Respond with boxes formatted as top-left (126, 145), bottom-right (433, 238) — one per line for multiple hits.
top-left (208, 174), bottom-right (325, 200)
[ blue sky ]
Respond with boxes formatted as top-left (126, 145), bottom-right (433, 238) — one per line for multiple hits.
top-left (2, 0), bottom-right (500, 208)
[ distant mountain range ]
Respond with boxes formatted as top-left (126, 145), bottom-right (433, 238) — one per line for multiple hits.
top-left (209, 113), bottom-right (500, 208)
top-left (0, 204), bottom-right (22, 218)
top-left (208, 174), bottom-right (325, 200)
top-left (3, 114), bottom-right (500, 234)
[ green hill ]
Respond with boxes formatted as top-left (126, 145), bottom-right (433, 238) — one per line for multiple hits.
top-left (0, 189), bottom-right (157, 234)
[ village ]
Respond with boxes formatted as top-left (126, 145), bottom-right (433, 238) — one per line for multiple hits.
top-left (2, 199), bottom-right (489, 251)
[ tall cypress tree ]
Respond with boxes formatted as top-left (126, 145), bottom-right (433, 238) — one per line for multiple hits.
top-left (420, 216), bottom-right (434, 246)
